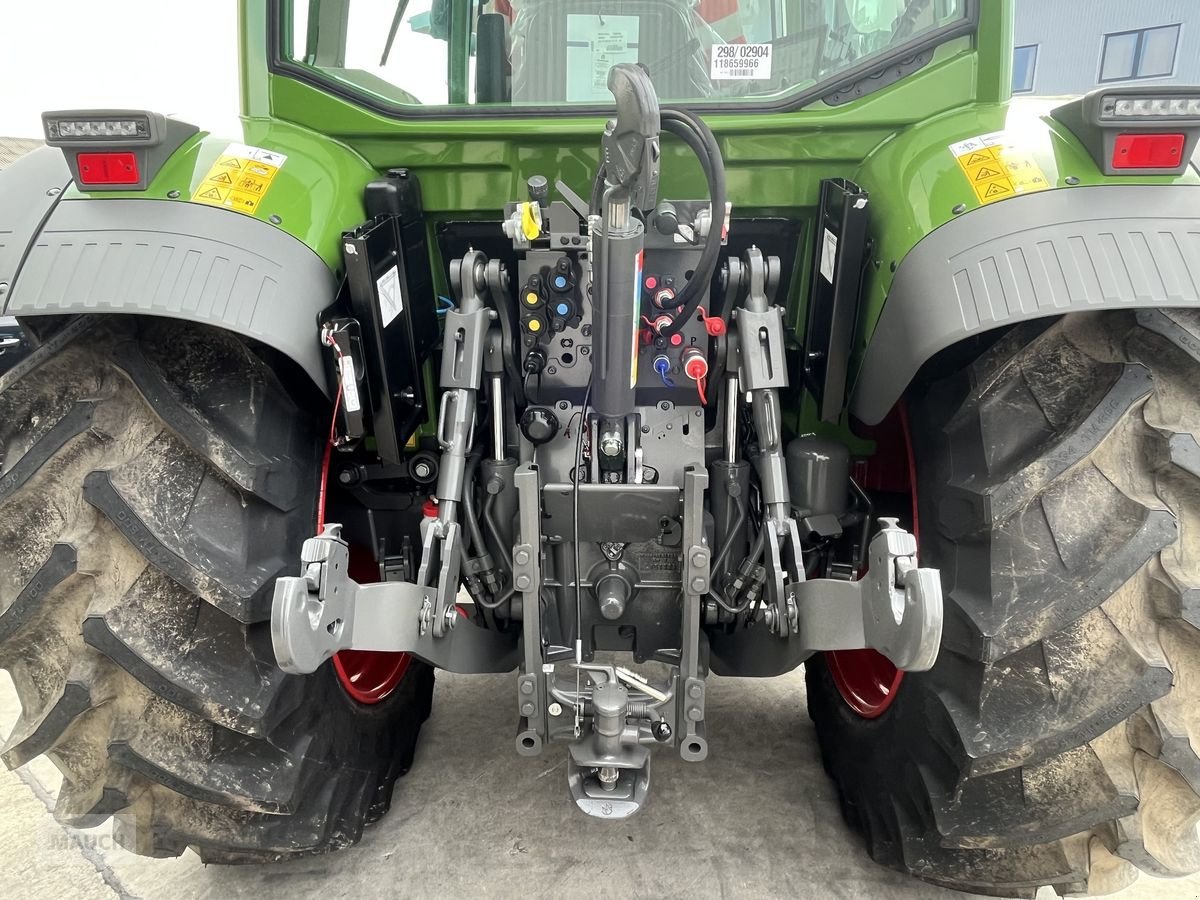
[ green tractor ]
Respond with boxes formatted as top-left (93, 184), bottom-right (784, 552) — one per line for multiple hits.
top-left (2, 0), bottom-right (1199, 894)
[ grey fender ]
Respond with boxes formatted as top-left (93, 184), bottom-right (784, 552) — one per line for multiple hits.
top-left (3, 195), bottom-right (336, 389)
top-left (850, 184), bottom-right (1200, 425)
top-left (0, 146), bottom-right (72, 295)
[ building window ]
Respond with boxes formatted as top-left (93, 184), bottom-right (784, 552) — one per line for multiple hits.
top-left (1100, 24), bottom-right (1181, 83)
top-left (1013, 44), bottom-right (1038, 93)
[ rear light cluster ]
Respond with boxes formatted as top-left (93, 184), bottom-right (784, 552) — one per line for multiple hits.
top-left (1052, 87), bottom-right (1200, 176)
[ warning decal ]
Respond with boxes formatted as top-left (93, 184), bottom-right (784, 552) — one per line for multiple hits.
top-left (949, 133), bottom-right (1049, 206)
top-left (191, 142), bottom-right (288, 216)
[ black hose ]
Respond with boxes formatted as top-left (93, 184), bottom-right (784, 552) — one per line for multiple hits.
top-left (589, 164), bottom-right (607, 216)
top-left (658, 108), bottom-right (725, 339)
top-left (489, 282), bottom-right (527, 410)
top-left (461, 454), bottom-right (487, 556)
top-left (711, 491), bottom-right (746, 576)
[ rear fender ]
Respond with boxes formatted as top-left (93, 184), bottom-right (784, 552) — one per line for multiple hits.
top-left (1, 123), bottom-right (379, 390)
top-left (850, 183), bottom-right (1200, 425)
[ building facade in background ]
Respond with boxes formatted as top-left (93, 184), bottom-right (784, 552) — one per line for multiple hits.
top-left (1014, 0), bottom-right (1200, 96)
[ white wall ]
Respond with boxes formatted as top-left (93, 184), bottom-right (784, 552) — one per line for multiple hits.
top-left (0, 1), bottom-right (240, 137)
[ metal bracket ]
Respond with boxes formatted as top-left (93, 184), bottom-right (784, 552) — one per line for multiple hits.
top-left (792, 518), bottom-right (942, 670)
top-left (271, 525), bottom-right (519, 675)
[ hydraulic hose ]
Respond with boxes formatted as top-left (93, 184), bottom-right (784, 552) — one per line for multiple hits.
top-left (589, 107), bottom-right (725, 341)
top-left (657, 108), bottom-right (725, 340)
top-left (461, 454), bottom-right (487, 557)
top-left (494, 293), bottom-right (527, 411)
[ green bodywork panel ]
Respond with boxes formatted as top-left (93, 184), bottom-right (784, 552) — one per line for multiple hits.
top-left (63, 0), bottom-right (1200, 444)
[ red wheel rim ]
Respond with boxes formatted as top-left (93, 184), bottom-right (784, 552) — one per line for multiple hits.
top-left (333, 649), bottom-right (411, 704)
top-left (827, 403), bottom-right (920, 719)
top-left (317, 402), bottom-right (411, 705)
top-left (827, 649), bottom-right (902, 718)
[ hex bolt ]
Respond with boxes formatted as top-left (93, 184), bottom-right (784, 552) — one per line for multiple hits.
top-left (412, 460), bottom-right (433, 479)
top-left (521, 702), bottom-right (536, 716)
top-left (515, 574), bottom-right (532, 591)
top-left (687, 707), bottom-right (703, 721)
top-left (691, 551), bottom-right (707, 568)
top-left (520, 680), bottom-right (534, 695)
top-left (514, 548), bottom-right (531, 566)
top-left (688, 683), bottom-right (703, 699)
top-left (690, 577), bottom-right (706, 593)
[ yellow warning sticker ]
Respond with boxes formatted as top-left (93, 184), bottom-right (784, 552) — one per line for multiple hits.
top-left (191, 142), bottom-right (287, 215)
top-left (949, 133), bottom-right (1049, 205)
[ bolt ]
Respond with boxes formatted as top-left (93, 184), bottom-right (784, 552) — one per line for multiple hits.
top-left (598, 766), bottom-right (619, 789)
top-left (548, 702), bottom-right (563, 717)
top-left (690, 577), bottom-right (706, 593)
top-left (1065, 176), bottom-right (1081, 186)
top-left (688, 683), bottom-right (703, 699)
top-left (269, 214), bottom-right (283, 225)
top-left (691, 551), bottom-right (707, 568)
top-left (952, 203), bottom-right (968, 215)
top-left (337, 469), bottom-right (355, 485)
top-left (514, 548), bottom-right (531, 566)
top-left (599, 430), bottom-right (623, 457)
top-left (0, 282), bottom-right (7, 295)
top-left (515, 574), bottom-right (532, 591)
top-left (46, 187), bottom-right (60, 197)
top-left (547, 366), bottom-right (557, 375)
top-left (167, 189), bottom-right (181, 199)
top-left (520, 680), bottom-right (534, 695)
top-left (521, 701), bottom-right (536, 716)
top-left (558, 400), bottom-right (570, 410)
top-left (412, 461), bottom-right (433, 479)
top-left (443, 607), bottom-right (457, 630)
top-left (687, 707), bottom-right (703, 722)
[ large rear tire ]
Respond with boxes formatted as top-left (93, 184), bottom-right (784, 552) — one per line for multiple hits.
top-left (807, 310), bottom-right (1200, 896)
top-left (0, 318), bottom-right (434, 862)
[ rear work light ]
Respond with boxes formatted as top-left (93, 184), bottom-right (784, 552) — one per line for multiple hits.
top-left (1052, 86), bottom-right (1200, 176)
top-left (41, 109), bottom-right (197, 193)
top-left (46, 116), bottom-right (150, 140)
top-left (76, 152), bottom-right (140, 185)
top-left (1100, 95), bottom-right (1200, 120)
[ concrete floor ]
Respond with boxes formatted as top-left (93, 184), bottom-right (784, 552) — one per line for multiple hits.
top-left (2, 668), bottom-right (1198, 900)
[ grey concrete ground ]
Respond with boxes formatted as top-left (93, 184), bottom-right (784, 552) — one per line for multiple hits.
top-left (2, 668), bottom-right (1198, 900)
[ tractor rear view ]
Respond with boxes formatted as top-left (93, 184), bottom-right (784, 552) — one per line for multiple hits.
top-left (2, 1), bottom-right (1200, 895)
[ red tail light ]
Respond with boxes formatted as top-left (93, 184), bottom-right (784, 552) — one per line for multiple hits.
top-left (76, 151), bottom-right (139, 185)
top-left (1112, 133), bottom-right (1187, 170)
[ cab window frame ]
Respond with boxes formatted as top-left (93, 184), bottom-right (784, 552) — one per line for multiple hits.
top-left (267, 0), bottom-right (981, 119)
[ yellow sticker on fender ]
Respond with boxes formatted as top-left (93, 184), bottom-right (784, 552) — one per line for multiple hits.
top-left (191, 142), bottom-right (288, 215)
top-left (949, 133), bottom-right (1049, 205)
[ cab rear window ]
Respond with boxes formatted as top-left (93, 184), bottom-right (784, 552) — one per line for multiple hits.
top-left (278, 0), bottom-right (974, 111)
